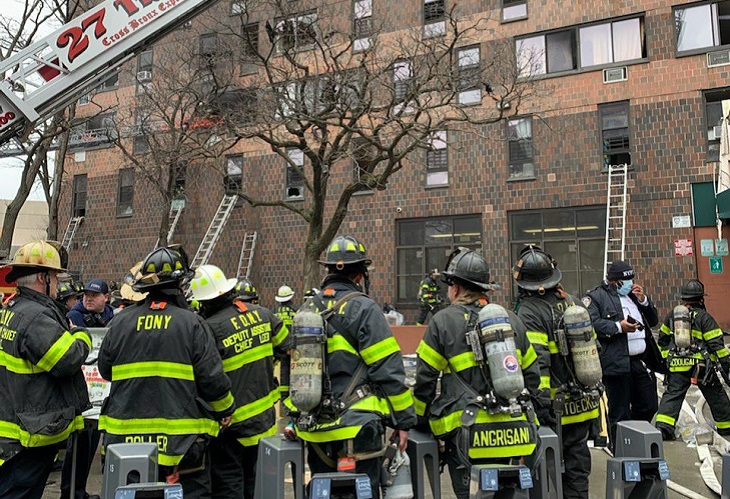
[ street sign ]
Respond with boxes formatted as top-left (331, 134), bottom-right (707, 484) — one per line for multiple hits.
top-left (701, 239), bottom-right (715, 257)
top-left (716, 238), bottom-right (729, 256)
top-left (672, 215), bottom-right (691, 228)
top-left (674, 239), bottom-right (693, 257)
top-left (710, 256), bottom-right (723, 274)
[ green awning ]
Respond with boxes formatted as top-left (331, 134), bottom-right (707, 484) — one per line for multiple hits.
top-left (718, 189), bottom-right (730, 219)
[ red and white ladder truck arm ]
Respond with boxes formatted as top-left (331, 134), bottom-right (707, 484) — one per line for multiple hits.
top-left (0, 0), bottom-right (223, 146)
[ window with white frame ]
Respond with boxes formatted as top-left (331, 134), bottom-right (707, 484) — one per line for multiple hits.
top-left (393, 60), bottom-right (412, 102)
top-left (423, 0), bottom-right (446, 38)
top-left (352, 138), bottom-right (375, 191)
top-left (600, 101), bottom-right (631, 168)
top-left (72, 174), bottom-right (87, 218)
top-left (502, 0), bottom-right (527, 22)
top-left (704, 88), bottom-right (730, 162)
top-left (226, 154), bottom-right (243, 192)
top-left (117, 168), bottom-right (135, 217)
top-left (457, 46), bottom-right (481, 105)
top-left (426, 131), bottom-right (448, 186)
top-left (275, 12), bottom-right (318, 52)
top-left (286, 148), bottom-right (305, 199)
top-left (136, 49), bottom-right (153, 93)
top-left (508, 117), bottom-right (534, 179)
top-left (353, 0), bottom-right (373, 51)
top-left (675, 2), bottom-right (730, 53)
top-left (516, 16), bottom-right (643, 78)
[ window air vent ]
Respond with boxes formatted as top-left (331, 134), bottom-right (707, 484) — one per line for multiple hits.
top-left (603, 66), bottom-right (627, 84)
top-left (708, 49), bottom-right (730, 68)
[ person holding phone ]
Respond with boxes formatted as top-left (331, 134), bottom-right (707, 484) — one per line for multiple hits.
top-left (583, 260), bottom-right (666, 451)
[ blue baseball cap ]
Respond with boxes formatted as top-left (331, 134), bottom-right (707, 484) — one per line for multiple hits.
top-left (84, 278), bottom-right (109, 294)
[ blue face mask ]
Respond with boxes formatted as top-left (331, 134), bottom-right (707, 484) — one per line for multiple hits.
top-left (617, 280), bottom-right (633, 296)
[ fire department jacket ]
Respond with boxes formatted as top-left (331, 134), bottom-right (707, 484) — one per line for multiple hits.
top-left (203, 298), bottom-right (291, 446)
top-left (414, 300), bottom-right (543, 459)
top-left (288, 274), bottom-right (417, 442)
top-left (418, 276), bottom-right (441, 305)
top-left (584, 282), bottom-right (665, 377)
top-left (98, 290), bottom-right (235, 466)
top-left (658, 305), bottom-right (730, 372)
top-left (0, 287), bottom-right (91, 466)
top-left (515, 290), bottom-right (599, 425)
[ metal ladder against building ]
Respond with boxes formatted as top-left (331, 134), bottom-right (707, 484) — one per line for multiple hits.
top-left (236, 231), bottom-right (258, 279)
top-left (603, 164), bottom-right (629, 275)
top-left (166, 201), bottom-right (185, 245)
top-left (61, 216), bottom-right (83, 250)
top-left (190, 194), bottom-right (238, 269)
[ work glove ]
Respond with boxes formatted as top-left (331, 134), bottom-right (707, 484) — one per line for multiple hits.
top-left (536, 404), bottom-right (556, 428)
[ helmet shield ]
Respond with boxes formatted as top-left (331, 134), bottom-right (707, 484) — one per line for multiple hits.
top-left (318, 235), bottom-right (372, 269)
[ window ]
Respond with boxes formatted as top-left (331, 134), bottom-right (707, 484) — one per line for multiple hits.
top-left (675, 2), bottom-right (730, 52)
top-left (600, 101), bottom-right (631, 167)
top-left (517, 17), bottom-right (643, 78)
top-left (396, 215), bottom-right (482, 304)
top-left (173, 161), bottom-right (187, 196)
top-left (352, 138), bottom-right (375, 191)
top-left (72, 174), bottom-right (87, 218)
top-left (286, 148), bottom-right (305, 199)
top-left (457, 46), bottom-right (481, 105)
top-left (117, 168), bottom-right (134, 217)
top-left (231, 0), bottom-right (246, 15)
top-left (353, 0), bottom-right (373, 51)
top-left (393, 60), bottom-right (412, 102)
top-left (69, 112), bottom-right (117, 149)
top-left (502, 0), bottom-right (527, 22)
top-left (97, 70), bottom-right (119, 91)
top-left (225, 155), bottom-right (243, 192)
top-left (241, 23), bottom-right (259, 74)
top-left (426, 131), bottom-right (448, 186)
top-left (704, 88), bottom-right (730, 161)
top-left (136, 49), bottom-right (153, 93)
top-left (423, 0), bottom-right (446, 38)
top-left (509, 206), bottom-right (606, 299)
top-left (508, 117), bottom-right (534, 179)
top-left (211, 89), bottom-right (257, 125)
top-left (275, 12), bottom-right (318, 52)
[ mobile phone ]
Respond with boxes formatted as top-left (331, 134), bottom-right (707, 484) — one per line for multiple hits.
top-left (626, 315), bottom-right (644, 331)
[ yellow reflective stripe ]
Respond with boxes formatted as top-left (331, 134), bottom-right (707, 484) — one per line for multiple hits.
top-left (112, 361), bottom-right (194, 381)
top-left (0, 415), bottom-right (84, 447)
top-left (429, 408), bottom-right (528, 437)
top-left (279, 385), bottom-right (289, 393)
top-left (526, 331), bottom-right (548, 346)
top-left (36, 332), bottom-right (76, 372)
top-left (0, 350), bottom-right (38, 374)
top-left (388, 389), bottom-right (414, 412)
top-left (231, 389), bottom-right (280, 425)
top-left (692, 330), bottom-right (704, 340)
top-left (562, 408), bottom-right (599, 425)
top-left (660, 348), bottom-right (669, 358)
top-left (272, 325), bottom-right (289, 347)
top-left (450, 351), bottom-right (477, 372)
top-left (521, 345), bottom-right (537, 368)
top-left (328, 335), bottom-right (358, 355)
top-left (547, 341), bottom-right (560, 354)
top-left (73, 331), bottom-right (92, 350)
top-left (655, 414), bottom-right (675, 427)
top-left (222, 343), bottom-right (273, 373)
top-left (350, 394), bottom-right (390, 414)
top-left (0, 458), bottom-right (4, 466)
top-left (469, 443), bottom-right (536, 459)
top-left (704, 328), bottom-right (724, 341)
top-left (717, 348), bottom-right (730, 359)
top-left (158, 454), bottom-right (185, 466)
top-left (716, 420), bottom-right (730, 429)
top-left (296, 424), bottom-right (362, 443)
top-left (360, 337), bottom-right (401, 365)
top-left (539, 376), bottom-right (551, 391)
top-left (237, 424), bottom-right (277, 447)
top-left (209, 391), bottom-right (234, 412)
top-left (98, 416), bottom-right (219, 436)
top-left (414, 397), bottom-right (427, 417)
top-left (417, 341), bottom-right (448, 371)
top-left (660, 324), bottom-right (672, 335)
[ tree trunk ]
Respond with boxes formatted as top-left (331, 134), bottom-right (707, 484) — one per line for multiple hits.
top-left (302, 242), bottom-right (322, 292)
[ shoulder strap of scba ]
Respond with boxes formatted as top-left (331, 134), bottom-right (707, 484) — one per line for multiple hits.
top-left (313, 289), bottom-right (367, 347)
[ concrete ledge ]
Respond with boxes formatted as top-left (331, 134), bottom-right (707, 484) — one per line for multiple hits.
top-left (392, 325), bottom-right (426, 355)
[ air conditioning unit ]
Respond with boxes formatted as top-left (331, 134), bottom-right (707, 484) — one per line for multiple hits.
top-left (137, 82), bottom-right (153, 94)
top-left (603, 66), bottom-right (627, 84)
top-left (708, 49), bottom-right (730, 68)
top-left (137, 70), bottom-right (152, 82)
top-left (231, 1), bottom-right (245, 15)
top-left (711, 125), bottom-right (723, 140)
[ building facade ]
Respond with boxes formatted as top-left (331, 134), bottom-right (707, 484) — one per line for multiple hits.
top-left (58, 0), bottom-right (730, 326)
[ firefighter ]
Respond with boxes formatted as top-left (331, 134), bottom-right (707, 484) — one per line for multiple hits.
top-left (416, 269), bottom-right (442, 325)
top-left (273, 285), bottom-right (298, 330)
top-left (287, 235), bottom-right (416, 498)
top-left (583, 260), bottom-right (665, 451)
top-left (513, 245), bottom-right (599, 499)
top-left (98, 247), bottom-right (235, 498)
top-left (189, 265), bottom-right (290, 499)
top-left (56, 280), bottom-right (83, 312)
top-left (235, 278), bottom-right (260, 304)
top-left (655, 279), bottom-right (730, 440)
top-left (0, 240), bottom-right (91, 498)
top-left (414, 247), bottom-right (544, 499)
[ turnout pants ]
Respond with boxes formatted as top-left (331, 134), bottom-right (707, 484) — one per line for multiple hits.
top-left (159, 440), bottom-right (212, 499)
top-left (656, 367), bottom-right (730, 436)
top-left (209, 434), bottom-right (258, 499)
top-left (60, 427), bottom-right (101, 499)
top-left (0, 444), bottom-right (60, 499)
top-left (561, 420), bottom-right (592, 499)
top-left (416, 303), bottom-right (440, 325)
top-left (443, 438), bottom-right (512, 499)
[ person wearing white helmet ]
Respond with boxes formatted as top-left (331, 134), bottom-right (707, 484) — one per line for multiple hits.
top-left (273, 284), bottom-right (298, 333)
top-left (190, 265), bottom-right (291, 499)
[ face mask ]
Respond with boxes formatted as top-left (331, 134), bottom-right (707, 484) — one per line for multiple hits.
top-left (617, 280), bottom-right (633, 296)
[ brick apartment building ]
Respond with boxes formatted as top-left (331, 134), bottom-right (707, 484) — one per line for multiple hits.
top-left (57, 0), bottom-right (730, 326)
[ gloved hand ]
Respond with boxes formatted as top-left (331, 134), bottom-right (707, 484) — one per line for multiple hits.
top-left (536, 405), bottom-right (556, 428)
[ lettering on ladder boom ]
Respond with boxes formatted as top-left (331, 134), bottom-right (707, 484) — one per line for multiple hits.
top-left (136, 315), bottom-right (172, 331)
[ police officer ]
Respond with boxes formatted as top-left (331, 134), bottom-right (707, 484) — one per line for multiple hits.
top-left (236, 278), bottom-right (260, 304)
top-left (414, 247), bottom-right (544, 499)
top-left (98, 247), bottom-right (235, 498)
top-left (655, 279), bottom-right (730, 440)
top-left (584, 260), bottom-right (665, 450)
top-left (513, 246), bottom-right (599, 499)
top-left (0, 240), bottom-right (91, 498)
top-left (289, 235), bottom-right (416, 498)
top-left (416, 269), bottom-right (442, 325)
top-left (274, 285), bottom-right (298, 330)
top-left (190, 265), bottom-right (290, 499)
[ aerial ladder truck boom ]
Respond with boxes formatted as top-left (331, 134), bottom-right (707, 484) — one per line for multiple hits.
top-left (0, 0), bottom-right (223, 146)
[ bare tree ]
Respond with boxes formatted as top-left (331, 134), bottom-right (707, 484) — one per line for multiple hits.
top-left (206, 0), bottom-right (548, 288)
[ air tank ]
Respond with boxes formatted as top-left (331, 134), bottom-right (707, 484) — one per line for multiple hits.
top-left (477, 303), bottom-right (525, 401)
top-left (563, 305), bottom-right (602, 388)
top-left (673, 305), bottom-right (692, 349)
top-left (289, 309), bottom-right (326, 413)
